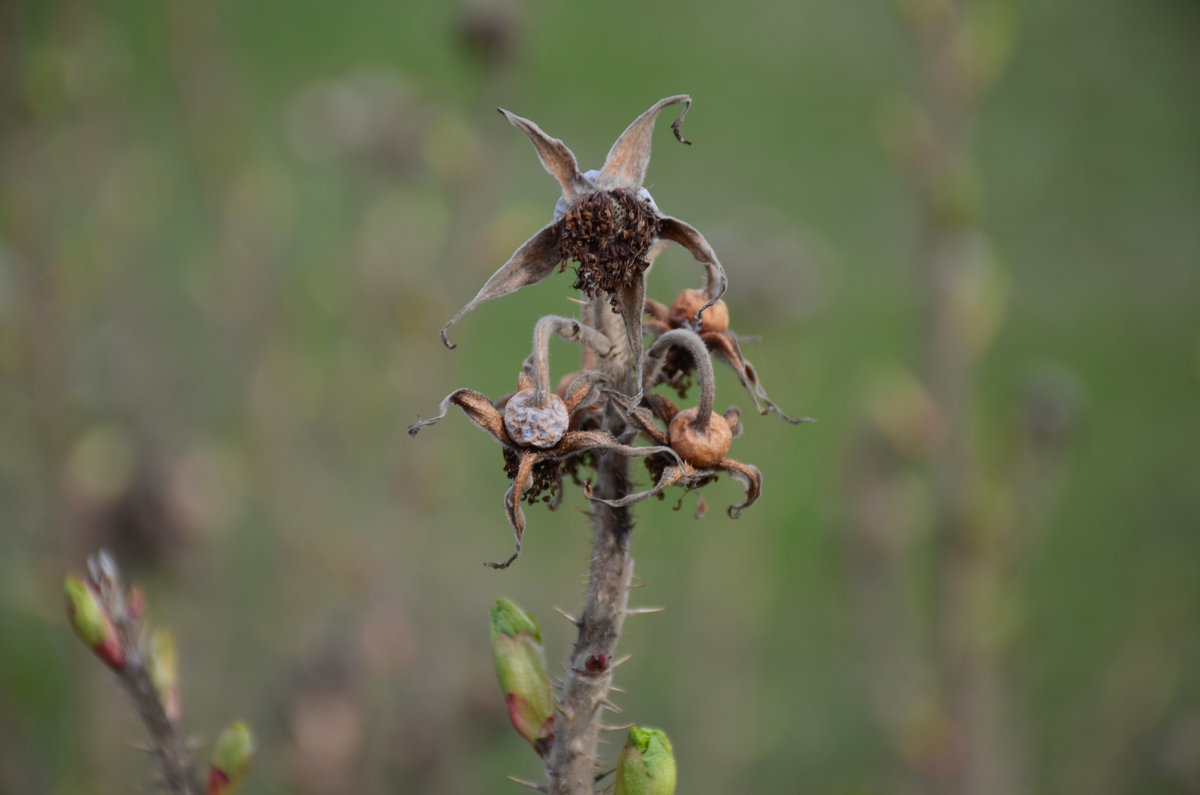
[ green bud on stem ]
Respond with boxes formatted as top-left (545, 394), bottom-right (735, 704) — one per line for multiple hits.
top-left (490, 599), bottom-right (555, 757)
top-left (206, 720), bottom-right (254, 795)
top-left (64, 576), bottom-right (125, 670)
top-left (614, 726), bottom-right (677, 795)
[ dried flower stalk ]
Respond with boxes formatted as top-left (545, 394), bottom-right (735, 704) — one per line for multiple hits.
top-left (411, 96), bottom-right (806, 793)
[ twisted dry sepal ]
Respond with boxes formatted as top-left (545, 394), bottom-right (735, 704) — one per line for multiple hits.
top-left (64, 575), bottom-right (126, 670)
top-left (205, 721), bottom-right (255, 795)
top-left (490, 599), bottom-right (556, 757)
top-left (614, 727), bottom-right (677, 795)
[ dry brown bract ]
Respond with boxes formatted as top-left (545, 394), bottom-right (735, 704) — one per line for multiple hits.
top-left (439, 95), bottom-right (728, 377)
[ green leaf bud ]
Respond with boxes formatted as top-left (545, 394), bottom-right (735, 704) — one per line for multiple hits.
top-left (614, 726), bottom-right (677, 795)
top-left (490, 599), bottom-right (555, 756)
top-left (64, 575), bottom-right (125, 670)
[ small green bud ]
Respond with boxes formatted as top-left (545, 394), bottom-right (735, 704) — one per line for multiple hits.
top-left (490, 599), bottom-right (554, 756)
top-left (64, 576), bottom-right (125, 670)
top-left (206, 720), bottom-right (254, 795)
top-left (614, 727), bottom-right (677, 795)
top-left (149, 629), bottom-right (181, 723)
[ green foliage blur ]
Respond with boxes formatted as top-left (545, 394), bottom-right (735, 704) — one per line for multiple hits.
top-left (1, 0), bottom-right (1197, 793)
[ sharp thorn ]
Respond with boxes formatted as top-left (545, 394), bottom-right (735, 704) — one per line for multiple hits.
top-left (608, 684), bottom-right (626, 694)
top-left (554, 606), bottom-right (582, 626)
top-left (600, 698), bottom-right (622, 713)
top-left (625, 605), bottom-right (665, 616)
top-left (600, 722), bottom-right (634, 732)
top-left (611, 654), bottom-right (633, 669)
top-left (506, 775), bottom-right (548, 792)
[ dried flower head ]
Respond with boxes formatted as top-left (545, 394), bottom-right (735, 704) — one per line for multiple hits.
top-left (439, 96), bottom-right (728, 379)
top-left (593, 330), bottom-right (763, 517)
top-left (410, 316), bottom-right (679, 568)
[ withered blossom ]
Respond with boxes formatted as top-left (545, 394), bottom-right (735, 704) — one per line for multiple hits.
top-left (644, 292), bottom-right (810, 423)
top-left (592, 331), bottom-right (763, 518)
top-left (409, 316), bottom-right (678, 568)
top-left (439, 95), bottom-right (728, 381)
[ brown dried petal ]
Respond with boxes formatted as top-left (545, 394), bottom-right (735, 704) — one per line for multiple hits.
top-left (499, 108), bottom-right (595, 206)
top-left (440, 222), bottom-right (563, 349)
top-left (597, 95), bottom-right (692, 191)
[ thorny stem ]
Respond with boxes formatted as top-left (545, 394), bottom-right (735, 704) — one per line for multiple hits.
top-left (645, 329), bottom-right (716, 429)
top-left (545, 297), bottom-right (635, 795)
top-left (90, 554), bottom-right (201, 795)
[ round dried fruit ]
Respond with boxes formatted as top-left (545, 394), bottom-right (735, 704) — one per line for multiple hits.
top-left (668, 407), bottom-right (733, 468)
top-left (503, 389), bottom-right (570, 448)
top-left (667, 288), bottom-right (729, 334)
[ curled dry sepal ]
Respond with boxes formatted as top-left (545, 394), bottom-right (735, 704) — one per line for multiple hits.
top-left (411, 95), bottom-right (811, 566)
top-left (64, 550), bottom-right (254, 795)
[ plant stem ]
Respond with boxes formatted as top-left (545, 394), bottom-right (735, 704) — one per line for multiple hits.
top-left (113, 660), bottom-right (202, 795)
top-left (93, 553), bottom-right (202, 795)
top-left (545, 297), bottom-right (636, 794)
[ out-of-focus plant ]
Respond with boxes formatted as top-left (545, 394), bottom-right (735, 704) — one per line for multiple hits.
top-left (409, 96), bottom-right (808, 793)
top-left (65, 551), bottom-right (254, 795)
top-left (846, 2), bottom-right (1080, 794)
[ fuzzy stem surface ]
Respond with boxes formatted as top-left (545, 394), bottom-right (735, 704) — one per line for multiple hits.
top-left (545, 297), bottom-right (636, 795)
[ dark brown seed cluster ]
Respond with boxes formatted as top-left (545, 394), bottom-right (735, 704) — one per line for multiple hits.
top-left (657, 345), bottom-right (698, 398)
top-left (503, 449), bottom-right (563, 506)
top-left (558, 189), bottom-right (659, 313)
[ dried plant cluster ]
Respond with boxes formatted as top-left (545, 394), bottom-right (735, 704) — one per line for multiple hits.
top-left (409, 95), bottom-right (808, 793)
top-left (411, 95), bottom-right (806, 569)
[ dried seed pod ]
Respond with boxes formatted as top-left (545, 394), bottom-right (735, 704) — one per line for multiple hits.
top-left (503, 389), bottom-right (570, 448)
top-left (668, 407), bottom-right (732, 468)
top-left (667, 288), bottom-right (729, 333)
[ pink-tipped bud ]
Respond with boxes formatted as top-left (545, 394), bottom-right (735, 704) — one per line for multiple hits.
top-left (64, 575), bottom-right (125, 670)
top-left (614, 727), bottom-right (677, 795)
top-left (490, 599), bottom-right (555, 757)
top-left (150, 629), bottom-right (182, 723)
top-left (206, 720), bottom-right (254, 795)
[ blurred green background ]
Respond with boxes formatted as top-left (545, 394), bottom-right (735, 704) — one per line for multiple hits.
top-left (2, 0), bottom-right (1198, 793)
